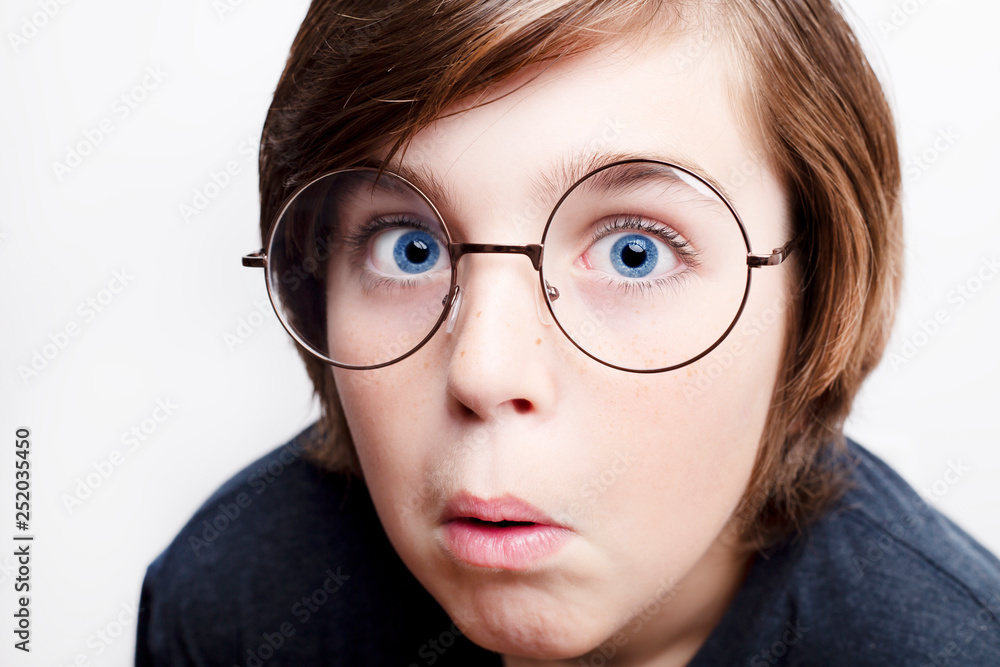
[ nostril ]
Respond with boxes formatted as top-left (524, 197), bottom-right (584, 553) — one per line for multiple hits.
top-left (511, 399), bottom-right (532, 414)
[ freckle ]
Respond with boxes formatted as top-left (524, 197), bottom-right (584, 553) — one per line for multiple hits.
top-left (535, 338), bottom-right (542, 345)
top-left (476, 311), bottom-right (482, 318)
top-left (461, 350), bottom-right (466, 358)
top-left (424, 362), bottom-right (429, 369)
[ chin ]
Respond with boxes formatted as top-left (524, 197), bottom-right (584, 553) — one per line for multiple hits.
top-left (441, 585), bottom-right (610, 660)
top-left (465, 622), bottom-right (600, 661)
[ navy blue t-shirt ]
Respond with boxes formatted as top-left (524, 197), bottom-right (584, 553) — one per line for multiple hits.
top-left (136, 425), bottom-right (1000, 665)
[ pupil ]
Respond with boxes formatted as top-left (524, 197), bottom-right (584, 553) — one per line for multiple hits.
top-left (621, 242), bottom-right (647, 268)
top-left (406, 239), bottom-right (430, 264)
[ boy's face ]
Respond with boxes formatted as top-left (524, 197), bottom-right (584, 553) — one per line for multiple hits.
top-left (332, 26), bottom-right (793, 662)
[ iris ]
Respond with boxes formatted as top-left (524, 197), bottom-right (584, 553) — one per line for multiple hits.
top-left (393, 230), bottom-right (440, 274)
top-left (610, 234), bottom-right (658, 278)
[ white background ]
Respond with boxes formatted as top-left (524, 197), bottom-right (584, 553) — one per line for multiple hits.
top-left (1, 1), bottom-right (997, 664)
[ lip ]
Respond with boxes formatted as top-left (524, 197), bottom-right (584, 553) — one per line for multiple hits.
top-left (441, 492), bottom-right (572, 570)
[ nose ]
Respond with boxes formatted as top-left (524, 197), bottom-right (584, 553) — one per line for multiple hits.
top-left (443, 254), bottom-right (558, 422)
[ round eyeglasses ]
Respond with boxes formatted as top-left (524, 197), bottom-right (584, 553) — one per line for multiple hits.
top-left (242, 159), bottom-right (796, 373)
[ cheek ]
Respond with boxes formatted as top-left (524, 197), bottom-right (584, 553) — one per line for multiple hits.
top-left (333, 366), bottom-right (438, 490)
top-left (579, 294), bottom-right (788, 551)
top-left (576, 366), bottom-right (764, 549)
top-left (680, 265), bottom-right (791, 435)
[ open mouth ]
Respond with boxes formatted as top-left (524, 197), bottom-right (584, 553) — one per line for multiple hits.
top-left (440, 493), bottom-right (572, 570)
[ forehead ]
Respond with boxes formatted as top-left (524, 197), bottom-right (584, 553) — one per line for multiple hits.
top-left (373, 25), bottom-right (766, 233)
top-left (375, 148), bottom-right (733, 215)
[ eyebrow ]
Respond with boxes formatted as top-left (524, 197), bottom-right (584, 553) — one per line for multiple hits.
top-left (533, 149), bottom-right (733, 208)
top-left (367, 147), bottom-right (733, 214)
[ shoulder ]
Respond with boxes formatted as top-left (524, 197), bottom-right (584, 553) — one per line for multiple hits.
top-left (789, 440), bottom-right (1000, 663)
top-left (695, 438), bottom-right (1000, 666)
top-left (136, 423), bottom-right (499, 666)
top-left (832, 440), bottom-right (998, 592)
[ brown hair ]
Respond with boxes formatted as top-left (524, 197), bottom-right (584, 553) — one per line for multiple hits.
top-left (258, 0), bottom-right (903, 551)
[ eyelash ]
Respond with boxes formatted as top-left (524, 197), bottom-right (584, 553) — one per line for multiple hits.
top-left (588, 214), bottom-right (702, 296)
top-left (343, 215), bottom-right (441, 253)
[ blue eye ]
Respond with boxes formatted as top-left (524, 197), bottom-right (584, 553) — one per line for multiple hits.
top-left (371, 227), bottom-right (446, 276)
top-left (584, 231), bottom-right (679, 280)
top-left (610, 234), bottom-right (658, 278)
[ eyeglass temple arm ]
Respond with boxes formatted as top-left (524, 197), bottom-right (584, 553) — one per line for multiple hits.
top-left (243, 251), bottom-right (266, 268)
top-left (747, 235), bottom-right (800, 268)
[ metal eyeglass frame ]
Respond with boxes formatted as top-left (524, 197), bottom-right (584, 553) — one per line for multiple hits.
top-left (243, 158), bottom-right (797, 373)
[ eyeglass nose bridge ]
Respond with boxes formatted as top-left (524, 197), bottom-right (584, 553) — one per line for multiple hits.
top-left (446, 243), bottom-right (560, 302)
top-left (449, 243), bottom-right (543, 271)
top-left (442, 242), bottom-right (560, 333)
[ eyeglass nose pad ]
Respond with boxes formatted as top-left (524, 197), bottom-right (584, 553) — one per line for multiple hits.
top-left (443, 282), bottom-right (553, 333)
top-left (535, 280), bottom-right (555, 327)
top-left (445, 286), bottom-right (463, 334)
